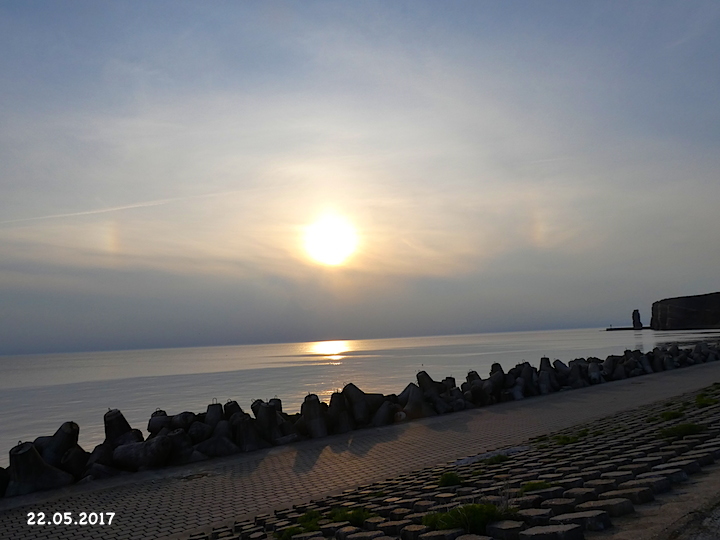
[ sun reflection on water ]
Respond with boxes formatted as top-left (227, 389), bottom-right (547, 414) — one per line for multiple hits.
top-left (308, 340), bottom-right (351, 361)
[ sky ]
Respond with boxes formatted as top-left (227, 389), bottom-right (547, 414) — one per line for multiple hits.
top-left (1, 1), bottom-right (719, 355)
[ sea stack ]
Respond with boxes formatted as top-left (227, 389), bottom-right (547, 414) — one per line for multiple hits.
top-left (632, 309), bottom-right (643, 330)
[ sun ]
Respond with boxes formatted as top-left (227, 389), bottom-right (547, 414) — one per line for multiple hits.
top-left (304, 214), bottom-right (358, 266)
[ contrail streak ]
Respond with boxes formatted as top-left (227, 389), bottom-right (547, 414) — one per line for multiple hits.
top-left (0, 191), bottom-right (238, 226)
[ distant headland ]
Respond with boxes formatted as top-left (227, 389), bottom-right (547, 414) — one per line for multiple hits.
top-left (651, 292), bottom-right (720, 330)
top-left (608, 292), bottom-right (720, 331)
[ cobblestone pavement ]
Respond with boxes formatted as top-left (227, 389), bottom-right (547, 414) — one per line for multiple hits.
top-left (3, 361), bottom-right (720, 540)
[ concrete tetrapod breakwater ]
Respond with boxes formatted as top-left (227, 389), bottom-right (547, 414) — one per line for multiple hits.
top-left (1, 339), bottom-right (719, 500)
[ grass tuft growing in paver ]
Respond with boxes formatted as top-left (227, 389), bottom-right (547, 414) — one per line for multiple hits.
top-left (482, 454), bottom-right (509, 465)
top-left (277, 510), bottom-right (324, 540)
top-left (552, 427), bottom-right (591, 445)
top-left (327, 508), bottom-right (375, 527)
top-left (518, 481), bottom-right (553, 494)
top-left (553, 434), bottom-right (580, 445)
top-left (422, 504), bottom-right (515, 535)
top-left (438, 471), bottom-right (464, 487)
top-left (278, 525), bottom-right (304, 540)
top-left (658, 423), bottom-right (707, 439)
top-left (297, 510), bottom-right (322, 531)
top-left (695, 393), bottom-right (719, 408)
top-left (660, 410), bottom-right (685, 421)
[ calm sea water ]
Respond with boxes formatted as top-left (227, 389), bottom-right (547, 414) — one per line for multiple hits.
top-left (2, 327), bottom-right (720, 467)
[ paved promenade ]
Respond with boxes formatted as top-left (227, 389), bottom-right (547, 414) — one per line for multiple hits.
top-left (3, 361), bottom-right (720, 540)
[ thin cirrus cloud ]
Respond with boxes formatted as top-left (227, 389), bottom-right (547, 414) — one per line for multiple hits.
top-left (1, 2), bottom-right (720, 353)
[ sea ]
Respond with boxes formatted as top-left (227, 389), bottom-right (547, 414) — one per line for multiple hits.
top-left (2, 327), bottom-right (720, 467)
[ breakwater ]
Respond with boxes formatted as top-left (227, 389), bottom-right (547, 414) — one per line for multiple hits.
top-left (2, 340), bottom-right (719, 499)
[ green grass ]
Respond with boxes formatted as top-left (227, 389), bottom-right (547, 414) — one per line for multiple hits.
top-left (696, 393), bottom-right (719, 408)
top-left (551, 427), bottom-right (591, 445)
top-left (482, 454), bottom-right (509, 465)
top-left (518, 481), bottom-right (553, 494)
top-left (326, 508), bottom-right (375, 527)
top-left (660, 410), bottom-right (685, 421)
top-left (422, 504), bottom-right (515, 535)
top-left (278, 526), bottom-right (304, 540)
top-left (297, 510), bottom-right (322, 530)
top-left (277, 510), bottom-right (323, 540)
top-left (646, 415), bottom-right (659, 423)
top-left (658, 423), bottom-right (707, 439)
top-left (438, 472), bottom-right (464, 487)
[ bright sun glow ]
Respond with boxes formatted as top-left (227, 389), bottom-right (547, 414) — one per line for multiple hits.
top-left (304, 215), bottom-right (358, 266)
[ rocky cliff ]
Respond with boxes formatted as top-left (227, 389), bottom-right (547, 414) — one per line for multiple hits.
top-left (651, 292), bottom-right (720, 330)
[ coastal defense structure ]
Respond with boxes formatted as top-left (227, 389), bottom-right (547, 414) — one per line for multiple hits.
top-left (651, 291), bottom-right (720, 330)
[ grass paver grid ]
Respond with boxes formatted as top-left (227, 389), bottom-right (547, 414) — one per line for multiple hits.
top-left (2, 362), bottom-right (720, 540)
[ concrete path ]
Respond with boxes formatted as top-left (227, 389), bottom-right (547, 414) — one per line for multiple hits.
top-left (3, 361), bottom-right (720, 540)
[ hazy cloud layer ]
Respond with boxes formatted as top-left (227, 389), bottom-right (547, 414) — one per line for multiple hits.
top-left (1, 1), bottom-right (719, 354)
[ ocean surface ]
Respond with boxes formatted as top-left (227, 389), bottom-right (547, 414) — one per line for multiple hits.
top-left (3, 327), bottom-right (720, 467)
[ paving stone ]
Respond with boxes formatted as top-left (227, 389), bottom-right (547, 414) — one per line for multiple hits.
top-left (550, 510), bottom-right (611, 532)
top-left (618, 477), bottom-right (671, 494)
top-left (599, 488), bottom-right (654, 505)
top-left (391, 508), bottom-right (415, 521)
top-left (666, 443), bottom-right (693, 454)
top-left (378, 520), bottom-right (413, 536)
top-left (577, 470), bottom-right (601, 481)
top-left (682, 451), bottom-right (715, 466)
top-left (555, 467), bottom-right (580, 475)
top-left (400, 524), bottom-right (429, 540)
top-left (414, 501), bottom-right (437, 513)
top-left (637, 468), bottom-right (688, 483)
top-left (538, 474), bottom-right (564, 482)
top-left (376, 506), bottom-right (401, 518)
top-left (540, 498), bottom-right (576, 515)
top-left (653, 459), bottom-right (701, 475)
top-left (364, 517), bottom-right (388, 531)
top-left (486, 520), bottom-right (527, 540)
top-left (418, 529), bottom-right (465, 540)
top-left (407, 513), bottom-right (430, 525)
top-left (529, 487), bottom-right (566, 501)
top-left (511, 495), bottom-right (543, 509)
top-left (321, 523), bottom-right (352, 537)
top-left (291, 532), bottom-right (323, 540)
top-left (576, 498), bottom-right (634, 518)
top-left (346, 532), bottom-right (384, 540)
top-left (562, 488), bottom-right (596, 504)
top-left (517, 508), bottom-right (554, 526)
top-left (599, 471), bottom-right (635, 483)
top-left (336, 526), bottom-right (362, 540)
top-left (617, 463), bottom-right (650, 475)
top-left (518, 524), bottom-right (584, 539)
top-left (604, 457), bottom-right (632, 467)
top-left (554, 478), bottom-right (583, 490)
top-left (695, 445), bottom-right (720, 459)
top-left (455, 535), bottom-right (492, 540)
